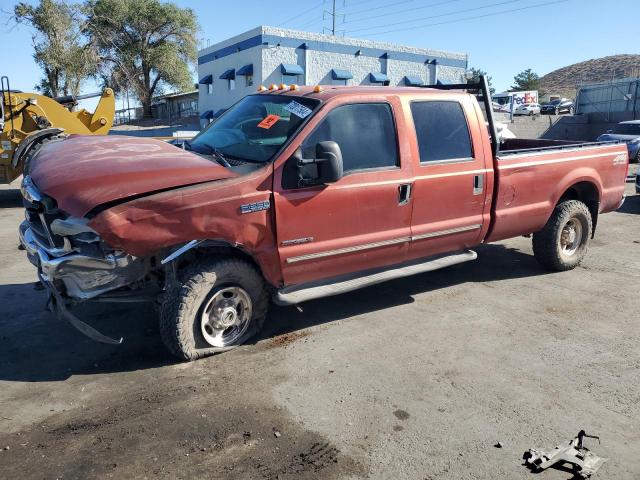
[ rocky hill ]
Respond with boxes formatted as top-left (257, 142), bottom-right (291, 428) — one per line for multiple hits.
top-left (540, 54), bottom-right (640, 98)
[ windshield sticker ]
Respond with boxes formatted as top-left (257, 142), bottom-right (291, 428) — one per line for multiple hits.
top-left (284, 100), bottom-right (312, 119)
top-left (257, 114), bottom-right (281, 129)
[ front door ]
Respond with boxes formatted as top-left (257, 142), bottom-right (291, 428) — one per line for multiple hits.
top-left (404, 96), bottom-right (492, 260)
top-left (273, 99), bottom-right (414, 287)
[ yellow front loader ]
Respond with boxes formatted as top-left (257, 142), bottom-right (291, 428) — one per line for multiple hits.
top-left (0, 76), bottom-right (115, 184)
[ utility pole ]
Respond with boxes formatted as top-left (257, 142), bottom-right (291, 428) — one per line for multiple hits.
top-left (323, 0), bottom-right (344, 36)
top-left (332, 0), bottom-right (336, 35)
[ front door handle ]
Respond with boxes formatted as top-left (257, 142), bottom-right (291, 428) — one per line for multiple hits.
top-left (473, 174), bottom-right (484, 195)
top-left (398, 183), bottom-right (412, 206)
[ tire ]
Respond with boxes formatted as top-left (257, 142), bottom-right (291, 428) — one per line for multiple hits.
top-left (529, 111), bottom-right (534, 116)
top-left (555, 108), bottom-right (560, 115)
top-left (569, 106), bottom-right (574, 115)
top-left (159, 256), bottom-right (269, 361)
top-left (22, 134), bottom-right (65, 174)
top-left (532, 200), bottom-right (592, 272)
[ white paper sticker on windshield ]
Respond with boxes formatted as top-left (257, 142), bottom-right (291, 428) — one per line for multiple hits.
top-left (284, 100), bottom-right (312, 119)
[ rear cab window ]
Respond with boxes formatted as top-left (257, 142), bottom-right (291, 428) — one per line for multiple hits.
top-left (410, 101), bottom-right (473, 163)
top-left (301, 103), bottom-right (399, 174)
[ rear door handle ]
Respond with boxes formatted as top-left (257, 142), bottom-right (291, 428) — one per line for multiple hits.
top-left (398, 183), bottom-right (412, 206)
top-left (473, 174), bottom-right (484, 195)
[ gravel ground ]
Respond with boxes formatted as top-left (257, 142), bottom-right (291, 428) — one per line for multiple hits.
top-left (0, 168), bottom-right (638, 479)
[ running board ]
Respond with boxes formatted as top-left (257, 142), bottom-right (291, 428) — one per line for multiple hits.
top-left (275, 250), bottom-right (477, 305)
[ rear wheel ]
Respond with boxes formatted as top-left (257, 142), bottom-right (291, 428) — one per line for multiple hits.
top-left (159, 257), bottom-right (269, 361)
top-left (532, 200), bottom-right (592, 271)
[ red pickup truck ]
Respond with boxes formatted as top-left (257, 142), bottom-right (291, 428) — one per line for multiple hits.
top-left (19, 77), bottom-right (628, 360)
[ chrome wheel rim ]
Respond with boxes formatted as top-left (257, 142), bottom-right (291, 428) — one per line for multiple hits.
top-left (560, 218), bottom-right (583, 256)
top-left (200, 286), bottom-right (252, 347)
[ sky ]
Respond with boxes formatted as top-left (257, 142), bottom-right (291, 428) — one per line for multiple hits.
top-left (0, 0), bottom-right (637, 108)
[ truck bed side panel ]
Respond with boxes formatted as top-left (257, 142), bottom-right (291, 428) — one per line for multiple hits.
top-left (486, 143), bottom-right (628, 243)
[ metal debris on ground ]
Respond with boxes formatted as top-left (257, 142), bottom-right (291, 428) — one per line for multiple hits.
top-left (523, 430), bottom-right (607, 478)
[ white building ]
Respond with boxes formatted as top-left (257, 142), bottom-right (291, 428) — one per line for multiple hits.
top-left (197, 26), bottom-right (468, 125)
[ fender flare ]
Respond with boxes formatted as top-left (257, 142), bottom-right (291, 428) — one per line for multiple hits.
top-left (160, 240), bottom-right (265, 277)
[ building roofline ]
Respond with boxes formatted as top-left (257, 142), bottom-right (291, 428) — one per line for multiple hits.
top-left (152, 90), bottom-right (198, 102)
top-left (198, 25), bottom-right (467, 69)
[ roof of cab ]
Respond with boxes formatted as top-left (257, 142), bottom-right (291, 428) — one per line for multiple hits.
top-left (253, 84), bottom-right (466, 100)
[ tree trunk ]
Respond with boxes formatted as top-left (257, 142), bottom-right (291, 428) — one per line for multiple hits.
top-left (142, 95), bottom-right (153, 118)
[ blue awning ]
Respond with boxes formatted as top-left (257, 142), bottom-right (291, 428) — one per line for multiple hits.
top-left (237, 64), bottom-right (253, 76)
top-left (370, 72), bottom-right (389, 83)
top-left (199, 74), bottom-right (213, 85)
top-left (437, 79), bottom-right (453, 85)
top-left (280, 63), bottom-right (304, 76)
top-left (213, 109), bottom-right (226, 118)
top-left (404, 76), bottom-right (424, 86)
top-left (200, 110), bottom-right (213, 119)
top-left (331, 69), bottom-right (353, 80)
top-left (219, 69), bottom-right (235, 80)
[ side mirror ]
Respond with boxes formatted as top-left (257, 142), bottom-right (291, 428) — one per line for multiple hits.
top-left (288, 141), bottom-right (343, 187)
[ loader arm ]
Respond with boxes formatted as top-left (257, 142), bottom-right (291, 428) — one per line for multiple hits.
top-left (0, 77), bottom-right (114, 184)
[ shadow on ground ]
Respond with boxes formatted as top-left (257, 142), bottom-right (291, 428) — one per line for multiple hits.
top-left (0, 243), bottom-right (546, 383)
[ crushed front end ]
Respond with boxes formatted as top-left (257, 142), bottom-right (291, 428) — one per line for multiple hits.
top-left (18, 175), bottom-right (150, 342)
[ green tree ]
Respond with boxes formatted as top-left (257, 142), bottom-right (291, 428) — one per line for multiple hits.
top-left (511, 69), bottom-right (541, 92)
top-left (13, 0), bottom-right (98, 97)
top-left (468, 68), bottom-right (495, 95)
top-left (86, 0), bottom-right (197, 117)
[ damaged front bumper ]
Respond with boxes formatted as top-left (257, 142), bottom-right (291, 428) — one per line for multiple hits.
top-left (19, 221), bottom-right (147, 301)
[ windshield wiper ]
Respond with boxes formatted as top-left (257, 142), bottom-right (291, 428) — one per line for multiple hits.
top-left (211, 147), bottom-right (233, 168)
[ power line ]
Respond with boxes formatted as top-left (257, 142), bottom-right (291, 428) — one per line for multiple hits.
top-left (349, 0), bottom-right (523, 33)
top-left (293, 15), bottom-right (325, 30)
top-left (344, 0), bottom-right (466, 24)
top-left (278, 1), bottom-right (325, 27)
top-left (356, 0), bottom-right (568, 37)
top-left (342, 0), bottom-right (416, 20)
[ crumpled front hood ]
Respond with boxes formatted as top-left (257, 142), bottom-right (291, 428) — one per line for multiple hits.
top-left (29, 135), bottom-right (237, 217)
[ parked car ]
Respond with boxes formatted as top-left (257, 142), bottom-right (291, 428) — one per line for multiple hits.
top-left (596, 120), bottom-right (640, 163)
top-left (18, 79), bottom-right (628, 360)
top-left (514, 103), bottom-right (541, 116)
top-left (541, 98), bottom-right (575, 115)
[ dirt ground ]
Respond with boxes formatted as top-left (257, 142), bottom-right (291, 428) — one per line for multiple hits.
top-left (0, 170), bottom-right (638, 479)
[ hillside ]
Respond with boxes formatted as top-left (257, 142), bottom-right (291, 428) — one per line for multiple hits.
top-left (539, 54), bottom-right (640, 98)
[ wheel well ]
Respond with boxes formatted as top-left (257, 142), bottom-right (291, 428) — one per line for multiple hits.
top-left (558, 181), bottom-right (599, 237)
top-left (170, 241), bottom-right (266, 282)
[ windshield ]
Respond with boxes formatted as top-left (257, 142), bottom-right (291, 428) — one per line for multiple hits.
top-left (612, 123), bottom-right (640, 135)
top-left (189, 94), bottom-right (319, 163)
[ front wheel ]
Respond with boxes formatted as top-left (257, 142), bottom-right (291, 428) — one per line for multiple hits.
top-left (159, 257), bottom-right (269, 361)
top-left (532, 200), bottom-right (592, 272)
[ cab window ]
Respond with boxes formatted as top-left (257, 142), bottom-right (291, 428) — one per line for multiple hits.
top-left (410, 101), bottom-right (473, 163)
top-left (301, 103), bottom-right (399, 173)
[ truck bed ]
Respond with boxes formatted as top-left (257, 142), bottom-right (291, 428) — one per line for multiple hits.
top-left (486, 141), bottom-right (628, 243)
top-left (499, 138), bottom-right (618, 155)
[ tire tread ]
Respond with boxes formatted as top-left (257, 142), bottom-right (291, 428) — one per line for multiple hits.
top-left (159, 256), bottom-right (268, 361)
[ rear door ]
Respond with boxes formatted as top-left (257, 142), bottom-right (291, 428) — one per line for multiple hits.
top-left (404, 95), bottom-right (492, 261)
top-left (273, 97), bottom-right (414, 286)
